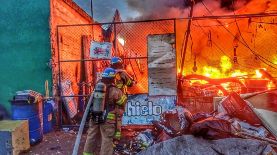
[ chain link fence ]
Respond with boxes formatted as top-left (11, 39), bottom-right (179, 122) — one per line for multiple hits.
top-left (56, 15), bottom-right (277, 125)
top-left (57, 19), bottom-right (175, 125)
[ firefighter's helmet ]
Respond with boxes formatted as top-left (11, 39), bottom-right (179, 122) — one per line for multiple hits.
top-left (110, 57), bottom-right (123, 69)
top-left (111, 57), bottom-right (123, 65)
top-left (102, 68), bottom-right (116, 79)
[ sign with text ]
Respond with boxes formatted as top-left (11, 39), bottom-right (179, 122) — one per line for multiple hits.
top-left (122, 94), bottom-right (176, 125)
top-left (148, 34), bottom-right (177, 96)
top-left (90, 41), bottom-right (112, 59)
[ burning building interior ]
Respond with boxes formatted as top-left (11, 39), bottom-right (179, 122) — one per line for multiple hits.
top-left (54, 0), bottom-right (277, 119)
top-left (54, 0), bottom-right (277, 153)
top-left (1, 0), bottom-right (277, 154)
top-left (50, 0), bottom-right (277, 154)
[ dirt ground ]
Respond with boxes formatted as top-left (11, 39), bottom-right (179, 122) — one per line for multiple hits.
top-left (21, 129), bottom-right (87, 155)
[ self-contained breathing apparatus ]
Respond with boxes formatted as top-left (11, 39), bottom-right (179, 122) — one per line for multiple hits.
top-left (90, 82), bottom-right (107, 124)
top-left (90, 67), bottom-right (116, 124)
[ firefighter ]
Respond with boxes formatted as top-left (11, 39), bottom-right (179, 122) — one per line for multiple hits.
top-left (110, 57), bottom-right (135, 93)
top-left (83, 67), bottom-right (127, 155)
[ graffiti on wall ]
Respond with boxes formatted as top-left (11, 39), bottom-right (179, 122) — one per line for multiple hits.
top-left (122, 94), bottom-right (176, 125)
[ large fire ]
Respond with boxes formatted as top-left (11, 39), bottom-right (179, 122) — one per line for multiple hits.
top-left (197, 55), bottom-right (251, 79)
top-left (121, 0), bottom-right (277, 97)
top-left (180, 55), bottom-right (275, 96)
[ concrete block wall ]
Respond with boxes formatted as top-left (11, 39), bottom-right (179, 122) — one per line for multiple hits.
top-left (0, 0), bottom-right (52, 113)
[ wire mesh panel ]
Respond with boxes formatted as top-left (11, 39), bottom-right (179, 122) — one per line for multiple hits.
top-left (115, 20), bottom-right (175, 94)
top-left (56, 19), bottom-right (176, 125)
top-left (115, 20), bottom-right (175, 57)
top-left (56, 15), bottom-right (277, 125)
top-left (57, 20), bottom-right (175, 97)
top-left (125, 58), bottom-right (148, 94)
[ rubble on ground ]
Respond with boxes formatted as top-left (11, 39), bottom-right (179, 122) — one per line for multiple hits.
top-left (115, 92), bottom-right (277, 154)
top-left (152, 106), bottom-right (192, 137)
top-left (138, 135), bottom-right (276, 155)
top-left (190, 117), bottom-right (233, 140)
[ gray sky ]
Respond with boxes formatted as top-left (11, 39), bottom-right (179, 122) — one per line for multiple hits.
top-left (73, 0), bottom-right (140, 22)
top-left (73, 0), bottom-right (261, 23)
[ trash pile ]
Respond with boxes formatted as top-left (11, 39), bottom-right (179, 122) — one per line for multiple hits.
top-left (138, 135), bottom-right (276, 155)
top-left (114, 129), bottom-right (155, 155)
top-left (115, 92), bottom-right (277, 154)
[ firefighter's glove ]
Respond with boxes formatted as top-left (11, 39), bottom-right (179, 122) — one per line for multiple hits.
top-left (114, 130), bottom-right (121, 140)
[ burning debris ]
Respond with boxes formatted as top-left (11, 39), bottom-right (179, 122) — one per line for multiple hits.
top-left (114, 92), bottom-right (277, 154)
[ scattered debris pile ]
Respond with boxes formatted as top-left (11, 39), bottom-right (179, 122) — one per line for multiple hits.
top-left (115, 92), bottom-right (277, 154)
top-left (138, 135), bottom-right (276, 155)
top-left (152, 106), bottom-right (193, 142)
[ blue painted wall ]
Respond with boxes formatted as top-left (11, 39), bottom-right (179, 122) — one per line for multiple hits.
top-left (0, 0), bottom-right (52, 113)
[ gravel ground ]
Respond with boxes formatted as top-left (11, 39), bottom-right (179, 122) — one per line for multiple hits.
top-left (21, 130), bottom-right (87, 155)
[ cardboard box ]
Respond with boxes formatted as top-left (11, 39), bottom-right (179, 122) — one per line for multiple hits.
top-left (0, 120), bottom-right (30, 155)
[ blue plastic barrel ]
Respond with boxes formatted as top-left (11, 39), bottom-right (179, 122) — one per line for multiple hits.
top-left (11, 100), bottom-right (43, 145)
top-left (43, 99), bottom-right (54, 134)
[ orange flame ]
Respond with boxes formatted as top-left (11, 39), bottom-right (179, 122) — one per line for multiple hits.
top-left (231, 70), bottom-right (247, 77)
top-left (255, 69), bottom-right (263, 78)
top-left (202, 56), bottom-right (248, 78)
top-left (267, 81), bottom-right (274, 90)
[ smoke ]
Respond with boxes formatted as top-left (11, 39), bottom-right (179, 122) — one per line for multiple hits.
top-left (123, 0), bottom-right (276, 75)
top-left (125, 0), bottom-right (186, 20)
top-left (125, 0), bottom-right (272, 20)
top-left (127, 0), bottom-right (186, 11)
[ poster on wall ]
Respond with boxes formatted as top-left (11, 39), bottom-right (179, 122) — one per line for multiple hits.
top-left (122, 94), bottom-right (176, 125)
top-left (90, 41), bottom-right (112, 59)
top-left (148, 34), bottom-right (177, 96)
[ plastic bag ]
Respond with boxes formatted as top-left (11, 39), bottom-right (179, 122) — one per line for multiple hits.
top-left (155, 129), bottom-right (172, 143)
top-left (232, 119), bottom-right (269, 138)
top-left (152, 120), bottom-right (174, 136)
top-left (190, 117), bottom-right (233, 140)
top-left (135, 129), bottom-right (154, 148)
top-left (192, 112), bottom-right (212, 122)
top-left (114, 139), bottom-right (141, 155)
top-left (159, 106), bottom-right (193, 136)
top-left (220, 92), bottom-right (261, 125)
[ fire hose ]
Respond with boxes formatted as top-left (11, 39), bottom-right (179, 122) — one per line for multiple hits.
top-left (72, 93), bottom-right (94, 155)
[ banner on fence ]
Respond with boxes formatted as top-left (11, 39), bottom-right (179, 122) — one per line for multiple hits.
top-left (147, 34), bottom-right (177, 96)
top-left (122, 94), bottom-right (176, 125)
top-left (90, 41), bottom-right (112, 59)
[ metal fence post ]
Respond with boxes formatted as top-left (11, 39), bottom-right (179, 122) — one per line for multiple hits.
top-left (114, 23), bottom-right (117, 56)
top-left (56, 26), bottom-right (62, 128)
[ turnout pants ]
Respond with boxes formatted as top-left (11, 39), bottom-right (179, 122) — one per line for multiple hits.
top-left (84, 120), bottom-right (115, 155)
